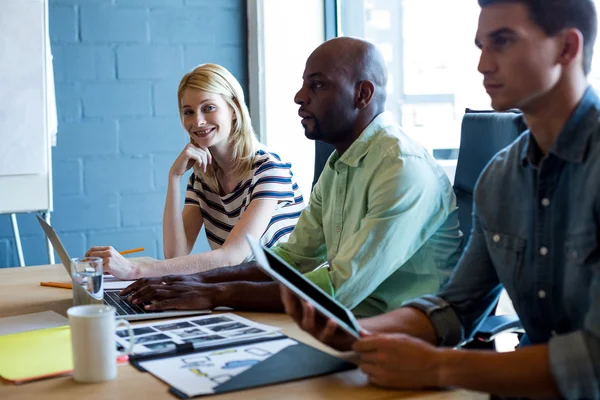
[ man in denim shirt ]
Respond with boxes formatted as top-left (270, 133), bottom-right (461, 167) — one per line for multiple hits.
top-left (281, 0), bottom-right (600, 398)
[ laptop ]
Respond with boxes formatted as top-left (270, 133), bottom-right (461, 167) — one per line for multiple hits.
top-left (36, 215), bottom-right (210, 321)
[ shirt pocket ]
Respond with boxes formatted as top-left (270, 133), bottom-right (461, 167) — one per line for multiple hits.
top-left (565, 230), bottom-right (598, 267)
top-left (481, 228), bottom-right (527, 294)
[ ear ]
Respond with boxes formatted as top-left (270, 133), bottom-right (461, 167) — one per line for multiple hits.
top-left (355, 80), bottom-right (375, 110)
top-left (558, 28), bottom-right (583, 69)
top-left (230, 98), bottom-right (239, 122)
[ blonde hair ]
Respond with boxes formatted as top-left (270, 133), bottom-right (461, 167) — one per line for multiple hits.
top-left (178, 63), bottom-right (257, 193)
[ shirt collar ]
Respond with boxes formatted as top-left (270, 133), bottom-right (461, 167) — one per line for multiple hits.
top-left (521, 86), bottom-right (600, 166)
top-left (521, 133), bottom-right (544, 167)
top-left (329, 112), bottom-right (396, 168)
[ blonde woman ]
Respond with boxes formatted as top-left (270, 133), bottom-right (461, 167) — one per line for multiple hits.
top-left (87, 64), bottom-right (304, 279)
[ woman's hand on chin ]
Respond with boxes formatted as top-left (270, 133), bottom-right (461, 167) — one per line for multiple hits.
top-left (170, 143), bottom-right (212, 177)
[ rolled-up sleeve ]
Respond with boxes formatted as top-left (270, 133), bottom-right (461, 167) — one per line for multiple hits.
top-left (548, 261), bottom-right (600, 399)
top-left (549, 332), bottom-right (600, 399)
top-left (547, 187), bottom-right (600, 398)
top-left (402, 294), bottom-right (465, 346)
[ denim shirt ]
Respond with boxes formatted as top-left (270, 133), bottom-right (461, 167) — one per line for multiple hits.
top-left (405, 87), bottom-right (600, 399)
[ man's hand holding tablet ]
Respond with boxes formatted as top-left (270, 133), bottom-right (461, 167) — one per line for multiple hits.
top-left (279, 285), bottom-right (364, 352)
top-left (246, 234), bottom-right (362, 351)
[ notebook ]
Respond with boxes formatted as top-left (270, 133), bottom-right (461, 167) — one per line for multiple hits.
top-left (0, 324), bottom-right (129, 384)
top-left (0, 311), bottom-right (67, 336)
top-left (135, 336), bottom-right (355, 398)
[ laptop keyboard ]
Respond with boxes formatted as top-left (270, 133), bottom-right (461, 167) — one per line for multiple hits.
top-left (104, 290), bottom-right (158, 316)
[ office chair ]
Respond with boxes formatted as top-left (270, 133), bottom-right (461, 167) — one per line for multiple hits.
top-left (313, 141), bottom-right (336, 188)
top-left (455, 109), bottom-right (527, 348)
top-left (454, 109), bottom-right (527, 244)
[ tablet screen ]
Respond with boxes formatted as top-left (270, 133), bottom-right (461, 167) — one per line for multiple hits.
top-left (262, 247), bottom-right (359, 334)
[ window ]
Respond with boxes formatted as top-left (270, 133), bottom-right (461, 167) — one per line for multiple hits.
top-left (251, 0), bottom-right (600, 192)
top-left (338, 0), bottom-right (600, 180)
top-left (248, 0), bottom-right (325, 196)
top-left (337, 0), bottom-right (600, 351)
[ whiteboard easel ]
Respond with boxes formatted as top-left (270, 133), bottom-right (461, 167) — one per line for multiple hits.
top-left (0, 0), bottom-right (55, 266)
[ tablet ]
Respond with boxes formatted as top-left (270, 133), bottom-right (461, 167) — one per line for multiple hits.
top-left (246, 234), bottom-right (361, 339)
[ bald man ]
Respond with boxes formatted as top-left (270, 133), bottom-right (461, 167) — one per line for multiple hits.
top-left (122, 38), bottom-right (462, 317)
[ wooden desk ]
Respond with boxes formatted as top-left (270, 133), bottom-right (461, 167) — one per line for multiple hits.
top-left (0, 264), bottom-right (487, 400)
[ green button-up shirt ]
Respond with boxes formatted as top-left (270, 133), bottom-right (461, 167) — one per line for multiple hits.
top-left (272, 112), bottom-right (462, 317)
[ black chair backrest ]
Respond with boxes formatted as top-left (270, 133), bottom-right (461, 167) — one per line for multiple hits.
top-left (454, 109), bottom-right (527, 243)
top-left (313, 141), bottom-right (336, 189)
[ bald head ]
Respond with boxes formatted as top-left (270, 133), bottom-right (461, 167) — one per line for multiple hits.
top-left (294, 38), bottom-right (388, 151)
top-left (309, 37), bottom-right (388, 108)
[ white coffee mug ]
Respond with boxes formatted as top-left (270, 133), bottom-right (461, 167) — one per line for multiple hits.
top-left (67, 304), bottom-right (135, 383)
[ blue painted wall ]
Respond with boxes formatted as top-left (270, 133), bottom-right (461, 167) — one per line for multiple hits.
top-left (0, 0), bottom-right (248, 268)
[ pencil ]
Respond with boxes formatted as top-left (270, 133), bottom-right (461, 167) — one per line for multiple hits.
top-left (119, 247), bottom-right (144, 256)
top-left (40, 281), bottom-right (72, 289)
top-left (40, 248), bottom-right (144, 290)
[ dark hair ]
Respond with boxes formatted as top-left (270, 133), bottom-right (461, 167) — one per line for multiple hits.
top-left (478, 0), bottom-right (598, 75)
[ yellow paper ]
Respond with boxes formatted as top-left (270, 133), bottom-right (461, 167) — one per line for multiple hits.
top-left (0, 325), bottom-right (72, 383)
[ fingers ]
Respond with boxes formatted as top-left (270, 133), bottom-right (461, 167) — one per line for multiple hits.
top-left (85, 246), bottom-right (111, 257)
top-left (87, 250), bottom-right (112, 260)
top-left (300, 301), bottom-right (317, 333)
top-left (358, 351), bottom-right (382, 366)
top-left (359, 328), bottom-right (373, 338)
top-left (353, 336), bottom-right (381, 353)
top-left (280, 285), bottom-right (303, 323)
top-left (365, 373), bottom-right (387, 388)
top-left (194, 153), bottom-right (208, 174)
top-left (145, 291), bottom-right (210, 311)
top-left (185, 144), bottom-right (212, 173)
top-left (318, 318), bottom-right (340, 343)
top-left (85, 249), bottom-right (115, 274)
top-left (297, 300), bottom-right (354, 350)
top-left (145, 297), bottom-right (185, 311)
top-left (279, 287), bottom-right (355, 352)
top-left (119, 277), bottom-right (159, 296)
top-left (86, 246), bottom-right (119, 263)
top-left (360, 364), bottom-right (395, 389)
top-left (359, 362), bottom-right (379, 377)
top-left (200, 153), bottom-right (207, 173)
top-left (203, 147), bottom-right (213, 166)
top-left (129, 284), bottom-right (174, 304)
top-left (120, 280), bottom-right (139, 296)
top-left (358, 357), bottom-right (389, 387)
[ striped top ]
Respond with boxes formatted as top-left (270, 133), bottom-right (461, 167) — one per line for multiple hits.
top-left (185, 149), bottom-right (305, 255)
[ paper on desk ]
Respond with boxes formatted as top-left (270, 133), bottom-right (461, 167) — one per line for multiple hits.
top-left (103, 274), bottom-right (135, 290)
top-left (115, 313), bottom-right (281, 355)
top-left (0, 311), bottom-right (68, 336)
top-left (101, 257), bottom-right (154, 289)
top-left (139, 338), bottom-right (297, 397)
top-left (0, 325), bottom-right (72, 383)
